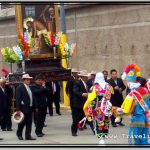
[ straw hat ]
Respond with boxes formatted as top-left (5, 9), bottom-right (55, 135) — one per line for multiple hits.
top-left (88, 73), bottom-right (92, 76)
top-left (90, 71), bottom-right (97, 75)
top-left (22, 74), bottom-right (33, 79)
top-left (78, 70), bottom-right (89, 77)
top-left (71, 68), bottom-right (78, 73)
top-left (12, 111), bottom-right (24, 124)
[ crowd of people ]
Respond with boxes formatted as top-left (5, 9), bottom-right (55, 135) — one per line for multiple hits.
top-left (66, 66), bottom-right (150, 145)
top-left (0, 74), bottom-right (61, 140)
top-left (66, 68), bottom-right (127, 137)
top-left (0, 65), bottom-right (150, 145)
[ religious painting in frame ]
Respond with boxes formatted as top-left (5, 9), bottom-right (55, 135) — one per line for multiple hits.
top-left (15, 4), bottom-right (60, 59)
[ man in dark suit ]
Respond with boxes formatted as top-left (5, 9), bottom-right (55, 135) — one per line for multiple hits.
top-left (66, 68), bottom-right (79, 110)
top-left (71, 70), bottom-right (89, 136)
top-left (15, 74), bottom-right (36, 140)
top-left (107, 69), bottom-right (126, 127)
top-left (31, 75), bottom-right (47, 137)
top-left (86, 71), bottom-right (96, 91)
top-left (0, 78), bottom-right (13, 131)
top-left (102, 70), bottom-right (109, 82)
top-left (0, 78), bottom-right (7, 140)
top-left (46, 81), bottom-right (61, 116)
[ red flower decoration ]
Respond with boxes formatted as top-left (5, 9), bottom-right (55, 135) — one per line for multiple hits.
top-left (49, 33), bottom-right (55, 47)
top-left (18, 33), bottom-right (29, 60)
top-left (2, 68), bottom-right (9, 75)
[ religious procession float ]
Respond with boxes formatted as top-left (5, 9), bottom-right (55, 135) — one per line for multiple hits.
top-left (1, 4), bottom-right (76, 84)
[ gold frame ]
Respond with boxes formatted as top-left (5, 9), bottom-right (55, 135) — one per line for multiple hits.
top-left (15, 4), bottom-right (60, 59)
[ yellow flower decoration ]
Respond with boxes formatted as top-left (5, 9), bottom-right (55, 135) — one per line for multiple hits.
top-left (1, 48), bottom-right (6, 56)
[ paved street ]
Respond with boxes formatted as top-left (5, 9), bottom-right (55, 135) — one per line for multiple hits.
top-left (0, 107), bottom-right (149, 146)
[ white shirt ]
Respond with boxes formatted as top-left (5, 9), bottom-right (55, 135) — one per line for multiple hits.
top-left (0, 86), bottom-right (5, 93)
top-left (52, 82), bottom-right (56, 94)
top-left (114, 80), bottom-right (117, 85)
top-left (24, 84), bottom-right (33, 107)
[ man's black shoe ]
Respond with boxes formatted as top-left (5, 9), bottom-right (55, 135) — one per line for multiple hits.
top-left (7, 128), bottom-right (13, 131)
top-left (119, 123), bottom-right (125, 126)
top-left (72, 133), bottom-right (78, 136)
top-left (36, 134), bottom-right (43, 137)
top-left (0, 138), bottom-right (3, 140)
top-left (2, 129), bottom-right (6, 131)
top-left (112, 124), bottom-right (117, 127)
top-left (57, 113), bottom-right (61, 115)
top-left (18, 136), bottom-right (24, 140)
top-left (25, 137), bottom-right (36, 140)
top-left (50, 114), bottom-right (53, 116)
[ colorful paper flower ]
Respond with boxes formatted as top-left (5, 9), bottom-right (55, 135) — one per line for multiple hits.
top-left (54, 32), bottom-right (62, 45)
top-left (70, 43), bottom-right (76, 55)
top-left (45, 32), bottom-right (62, 48)
top-left (63, 43), bottom-right (76, 58)
top-left (1, 47), bottom-right (19, 63)
top-left (18, 33), bottom-right (29, 60)
top-left (12, 46), bottom-right (23, 61)
top-left (1, 68), bottom-right (9, 75)
top-left (24, 30), bottom-right (32, 47)
top-left (1, 48), bottom-right (6, 56)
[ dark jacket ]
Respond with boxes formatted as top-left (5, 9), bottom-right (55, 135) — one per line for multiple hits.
top-left (46, 81), bottom-right (60, 102)
top-left (5, 85), bottom-right (13, 111)
top-left (16, 83), bottom-right (34, 114)
top-left (66, 77), bottom-right (77, 108)
top-left (73, 79), bottom-right (88, 109)
top-left (0, 87), bottom-right (7, 116)
top-left (107, 78), bottom-right (126, 107)
top-left (31, 83), bottom-right (47, 109)
top-left (86, 79), bottom-right (94, 92)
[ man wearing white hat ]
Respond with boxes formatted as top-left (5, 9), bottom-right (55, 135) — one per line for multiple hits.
top-left (66, 68), bottom-right (80, 136)
top-left (15, 74), bottom-right (36, 140)
top-left (66, 68), bottom-right (79, 110)
top-left (71, 70), bottom-right (89, 136)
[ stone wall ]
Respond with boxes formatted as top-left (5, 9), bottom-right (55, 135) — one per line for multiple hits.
top-left (0, 6), bottom-right (17, 76)
top-left (65, 4), bottom-right (150, 78)
top-left (0, 18), bottom-right (17, 76)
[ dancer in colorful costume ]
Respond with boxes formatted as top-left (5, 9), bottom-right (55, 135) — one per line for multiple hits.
top-left (115, 64), bottom-right (150, 145)
top-left (83, 72), bottom-right (114, 144)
